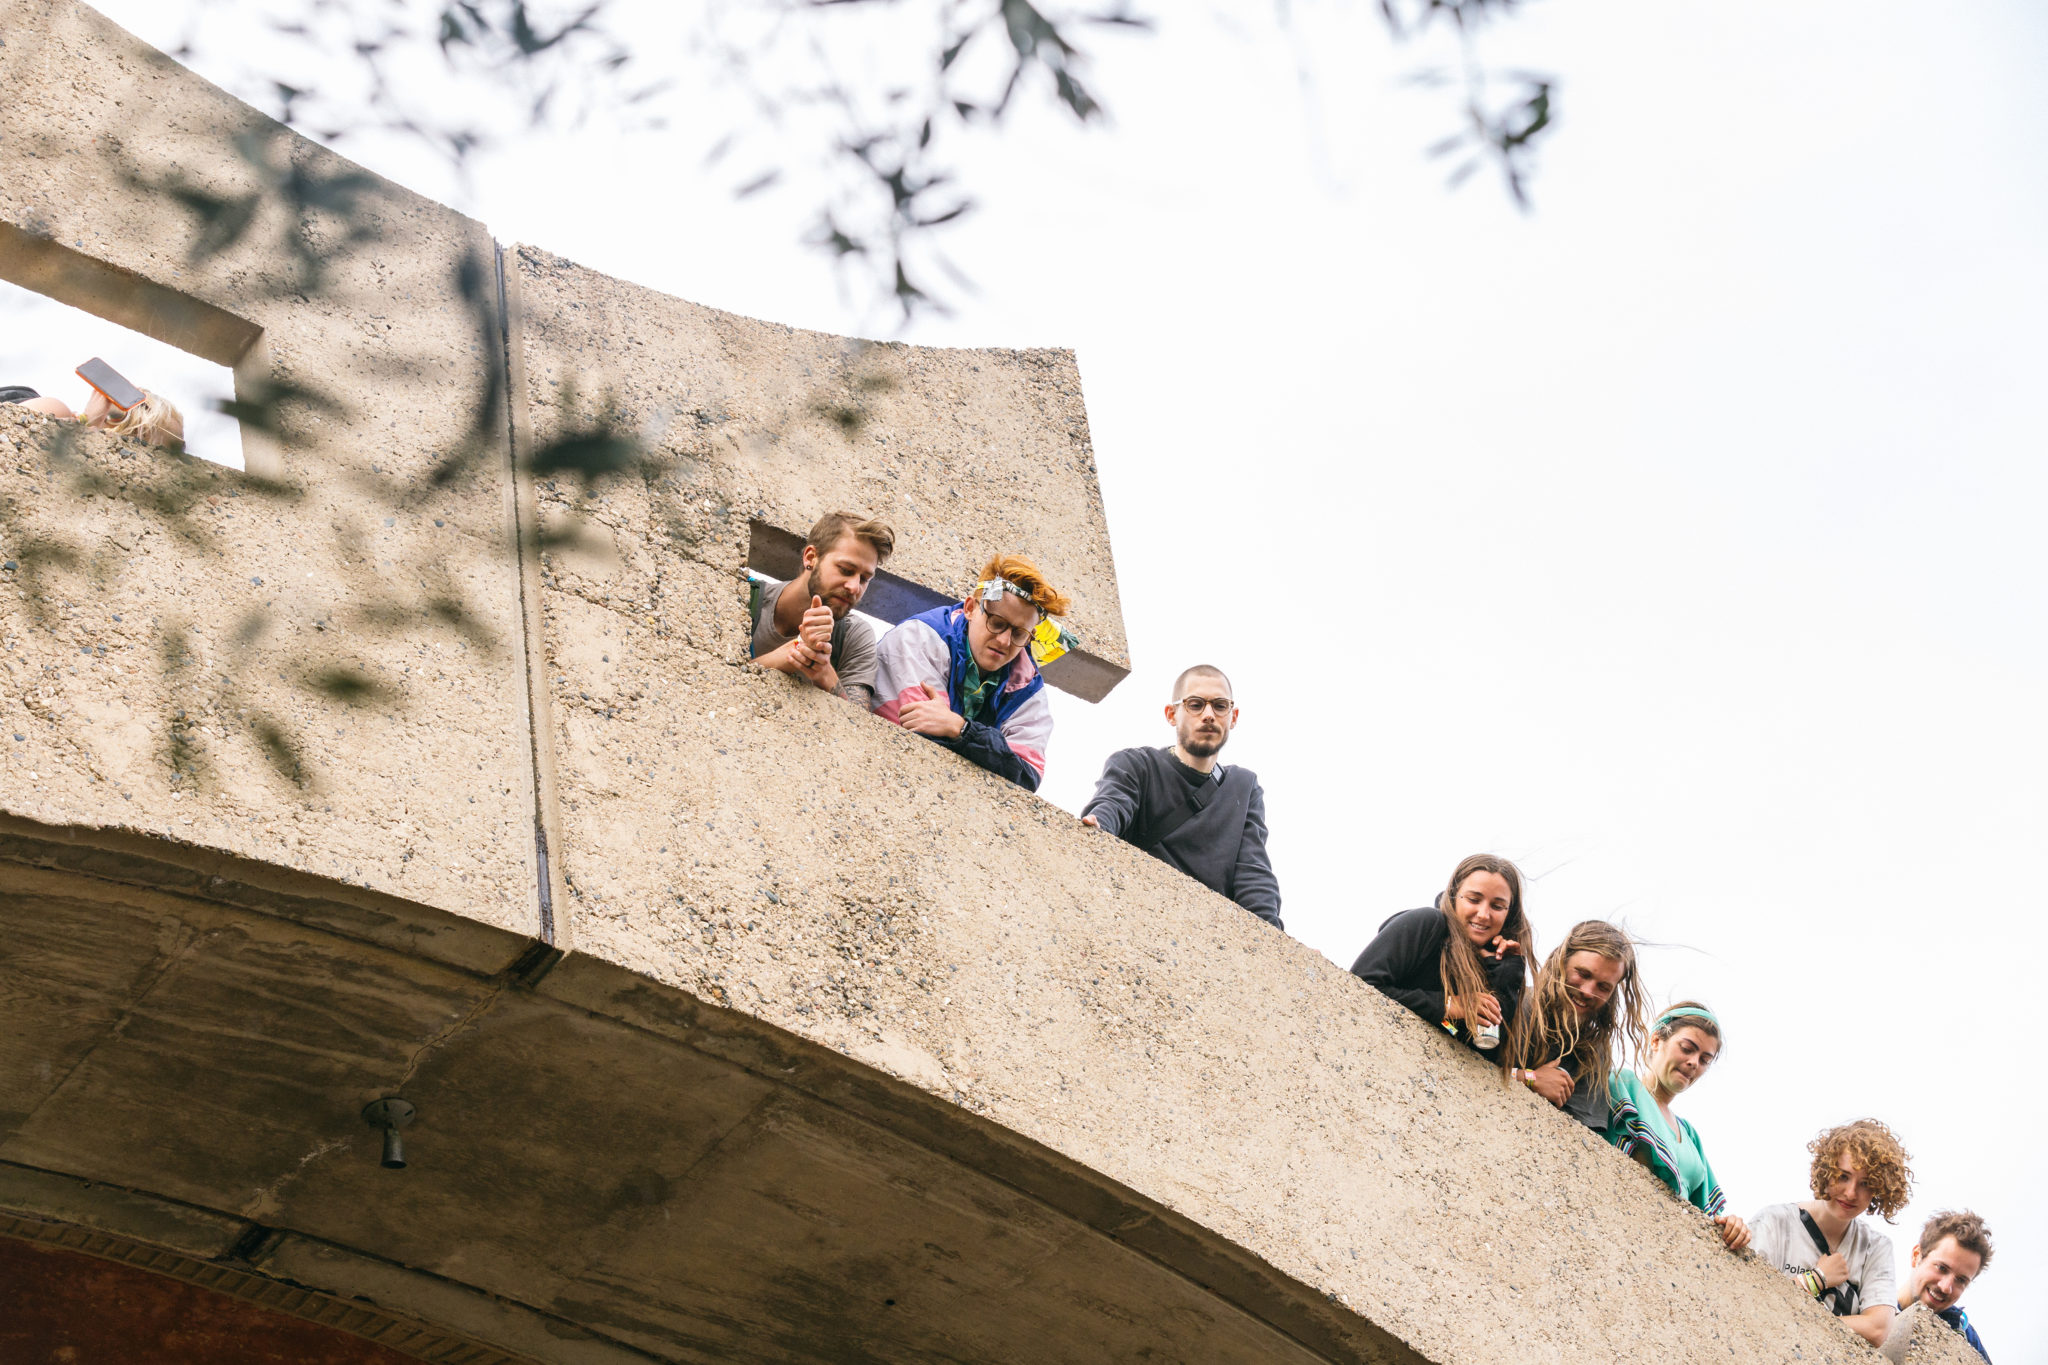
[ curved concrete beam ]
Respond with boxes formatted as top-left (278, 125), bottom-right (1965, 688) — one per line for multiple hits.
top-left (0, 5), bottom-right (1984, 1364)
top-left (0, 819), bottom-right (1416, 1364)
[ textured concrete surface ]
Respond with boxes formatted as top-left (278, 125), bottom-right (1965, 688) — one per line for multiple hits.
top-left (0, 0), bottom-right (538, 934)
top-left (0, 844), bottom-right (1420, 1365)
top-left (0, 4), bottom-right (1987, 1364)
top-left (508, 243), bottom-right (1128, 685)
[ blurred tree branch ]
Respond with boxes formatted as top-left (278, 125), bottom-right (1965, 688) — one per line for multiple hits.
top-left (163, 0), bottom-right (1561, 324)
top-left (0, 0), bottom-right (1562, 794)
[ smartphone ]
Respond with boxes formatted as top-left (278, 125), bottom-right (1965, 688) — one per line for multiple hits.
top-left (76, 357), bottom-right (144, 412)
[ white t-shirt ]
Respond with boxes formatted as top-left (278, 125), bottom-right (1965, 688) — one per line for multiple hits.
top-left (1749, 1203), bottom-right (1896, 1317)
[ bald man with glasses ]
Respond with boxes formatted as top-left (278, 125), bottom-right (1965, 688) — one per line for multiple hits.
top-left (1080, 665), bottom-right (1283, 930)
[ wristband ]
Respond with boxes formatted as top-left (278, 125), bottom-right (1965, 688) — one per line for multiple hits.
top-left (1802, 1269), bottom-right (1826, 1298)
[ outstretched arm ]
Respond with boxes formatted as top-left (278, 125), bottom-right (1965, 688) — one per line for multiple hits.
top-left (1080, 750), bottom-right (1146, 837)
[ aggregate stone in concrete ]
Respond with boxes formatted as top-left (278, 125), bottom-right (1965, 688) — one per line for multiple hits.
top-left (532, 593), bottom-right (1956, 1362)
top-left (508, 243), bottom-right (1129, 682)
top-left (0, 5), bottom-right (1994, 1364)
top-left (0, 863), bottom-right (1420, 1365)
top-left (0, 0), bottom-right (539, 934)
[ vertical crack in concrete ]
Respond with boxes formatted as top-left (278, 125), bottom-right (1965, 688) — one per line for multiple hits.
top-left (497, 238), bottom-right (555, 946)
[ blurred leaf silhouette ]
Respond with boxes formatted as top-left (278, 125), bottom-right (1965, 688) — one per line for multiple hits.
top-left (150, 0), bottom-right (1559, 323)
top-left (1, 0), bottom-right (1555, 802)
top-left (308, 666), bottom-right (393, 705)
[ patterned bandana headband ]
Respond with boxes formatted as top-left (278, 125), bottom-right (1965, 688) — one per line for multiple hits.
top-left (976, 577), bottom-right (1034, 610)
top-left (975, 578), bottom-right (1081, 667)
top-left (1655, 1005), bottom-right (1719, 1029)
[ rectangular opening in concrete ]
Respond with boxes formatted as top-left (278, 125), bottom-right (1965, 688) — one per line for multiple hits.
top-left (0, 224), bottom-right (273, 473)
top-left (745, 519), bottom-right (1125, 702)
top-left (745, 519), bottom-right (953, 625)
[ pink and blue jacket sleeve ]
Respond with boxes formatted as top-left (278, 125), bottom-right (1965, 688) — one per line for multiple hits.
top-left (871, 617), bottom-right (1052, 791)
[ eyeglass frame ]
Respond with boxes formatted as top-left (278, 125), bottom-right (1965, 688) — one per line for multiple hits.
top-left (1174, 695), bottom-right (1235, 715)
top-left (972, 597), bottom-right (1043, 645)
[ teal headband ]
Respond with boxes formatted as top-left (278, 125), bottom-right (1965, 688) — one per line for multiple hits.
top-left (1656, 1005), bottom-right (1718, 1029)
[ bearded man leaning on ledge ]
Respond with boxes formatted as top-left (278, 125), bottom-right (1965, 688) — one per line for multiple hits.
top-left (1079, 665), bottom-right (1283, 931)
top-left (751, 512), bottom-right (895, 709)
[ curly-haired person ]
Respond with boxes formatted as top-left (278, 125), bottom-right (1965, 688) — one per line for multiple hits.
top-left (1750, 1119), bottom-right (1914, 1347)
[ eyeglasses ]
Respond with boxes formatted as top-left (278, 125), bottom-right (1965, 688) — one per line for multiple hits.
top-left (977, 610), bottom-right (1041, 645)
top-left (1176, 696), bottom-right (1233, 714)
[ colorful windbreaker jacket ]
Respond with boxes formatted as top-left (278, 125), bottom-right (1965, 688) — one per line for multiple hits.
top-left (871, 604), bottom-right (1053, 790)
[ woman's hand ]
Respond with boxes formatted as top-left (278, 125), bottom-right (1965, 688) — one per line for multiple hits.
top-left (1713, 1214), bottom-right (1751, 1253)
top-left (1444, 992), bottom-right (1503, 1026)
top-left (1483, 935), bottom-right (1522, 961)
top-left (1816, 1250), bottom-right (1849, 1288)
top-left (1526, 1061), bottom-right (1574, 1107)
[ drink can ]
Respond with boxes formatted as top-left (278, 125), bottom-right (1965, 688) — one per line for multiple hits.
top-left (1473, 1021), bottom-right (1501, 1050)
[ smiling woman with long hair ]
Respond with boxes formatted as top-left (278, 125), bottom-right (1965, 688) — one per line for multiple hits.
top-left (1607, 1002), bottom-right (1751, 1252)
top-left (1508, 920), bottom-right (1648, 1128)
top-left (1350, 853), bottom-right (1533, 1064)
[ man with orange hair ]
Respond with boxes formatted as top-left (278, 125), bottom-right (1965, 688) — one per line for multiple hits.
top-left (1750, 1119), bottom-right (1913, 1347)
top-left (871, 553), bottom-right (1070, 790)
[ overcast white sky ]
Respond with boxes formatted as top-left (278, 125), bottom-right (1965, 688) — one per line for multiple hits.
top-left (51, 0), bottom-right (2048, 1351)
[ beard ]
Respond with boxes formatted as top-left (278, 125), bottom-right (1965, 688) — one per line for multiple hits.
top-left (1179, 727), bottom-right (1226, 759)
top-left (803, 567), bottom-right (852, 618)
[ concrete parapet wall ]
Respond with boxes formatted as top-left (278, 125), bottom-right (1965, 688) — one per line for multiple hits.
top-left (0, 4), bottom-right (1984, 1364)
top-left (1, 0), bottom-right (539, 934)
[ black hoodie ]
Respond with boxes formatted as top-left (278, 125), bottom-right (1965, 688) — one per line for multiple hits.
top-left (1350, 905), bottom-right (1526, 1051)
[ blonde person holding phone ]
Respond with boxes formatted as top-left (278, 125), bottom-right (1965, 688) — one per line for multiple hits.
top-left (4, 358), bottom-right (184, 449)
top-left (79, 386), bottom-right (184, 450)
top-left (1605, 1003), bottom-right (1751, 1252)
top-left (871, 553), bottom-right (1069, 791)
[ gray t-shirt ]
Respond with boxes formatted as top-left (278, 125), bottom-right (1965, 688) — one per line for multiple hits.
top-left (1750, 1202), bottom-right (1896, 1317)
top-left (1563, 1065), bottom-right (1608, 1131)
top-left (749, 575), bottom-right (878, 709)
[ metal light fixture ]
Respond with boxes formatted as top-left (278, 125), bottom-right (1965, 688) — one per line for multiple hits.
top-left (361, 1097), bottom-right (417, 1169)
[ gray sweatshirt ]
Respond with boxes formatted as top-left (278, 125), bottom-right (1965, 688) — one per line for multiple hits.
top-left (1081, 745), bottom-right (1282, 930)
